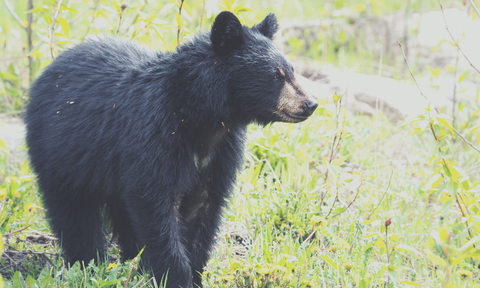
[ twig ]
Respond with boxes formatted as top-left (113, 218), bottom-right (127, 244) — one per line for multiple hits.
top-left (399, 41), bottom-right (478, 245)
top-left (325, 185), bottom-right (340, 219)
top-left (27, 0), bottom-right (34, 83)
top-left (438, 0), bottom-right (480, 74)
top-left (324, 98), bottom-right (343, 183)
top-left (177, 0), bottom-right (185, 46)
top-left (366, 172), bottom-right (393, 220)
top-left (331, 182), bottom-right (363, 218)
top-left (3, 0), bottom-right (27, 29)
top-left (50, 0), bottom-right (63, 59)
top-left (452, 49), bottom-right (459, 128)
top-left (199, 0), bottom-right (206, 29)
top-left (82, 0), bottom-right (100, 40)
top-left (398, 41), bottom-right (480, 154)
top-left (300, 228), bottom-right (318, 246)
top-left (5, 224), bottom-right (32, 236)
top-left (124, 2), bottom-right (147, 34)
top-left (124, 266), bottom-right (134, 288)
top-left (384, 218), bottom-right (392, 285)
top-left (469, 0), bottom-right (480, 19)
top-left (116, 4), bottom-right (127, 35)
top-left (454, 194), bottom-right (475, 247)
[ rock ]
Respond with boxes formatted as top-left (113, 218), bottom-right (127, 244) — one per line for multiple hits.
top-left (417, 9), bottom-right (480, 70)
top-left (297, 65), bottom-right (452, 122)
top-left (0, 116), bottom-right (26, 159)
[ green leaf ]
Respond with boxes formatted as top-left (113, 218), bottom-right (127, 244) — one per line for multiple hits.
top-left (459, 235), bottom-right (480, 252)
top-left (159, 3), bottom-right (176, 15)
top-left (425, 236), bottom-right (435, 251)
top-left (458, 71), bottom-right (468, 83)
top-left (56, 40), bottom-right (72, 45)
top-left (411, 127), bottom-right (422, 136)
top-left (320, 255), bottom-right (338, 271)
top-left (447, 181), bottom-right (459, 197)
top-left (176, 12), bottom-right (184, 26)
top-left (0, 232), bottom-right (3, 256)
top-left (399, 281), bottom-right (423, 286)
top-left (332, 92), bottom-right (340, 102)
top-left (234, 3), bottom-right (254, 13)
top-left (326, 162), bottom-right (338, 179)
top-left (375, 237), bottom-right (386, 255)
top-left (135, 10), bottom-right (147, 20)
top-left (63, 7), bottom-right (79, 13)
top-left (397, 117), bottom-right (422, 128)
top-left (465, 125), bottom-right (480, 134)
top-left (0, 72), bottom-right (16, 81)
top-left (361, 219), bottom-right (379, 225)
top-left (425, 250), bottom-right (446, 267)
top-left (0, 139), bottom-right (6, 152)
top-left (442, 164), bottom-right (452, 178)
top-left (425, 173), bottom-right (443, 190)
top-left (57, 17), bottom-right (70, 38)
top-left (426, 65), bottom-right (440, 77)
top-left (396, 244), bottom-right (422, 256)
top-left (436, 117), bottom-right (454, 136)
top-left (26, 7), bottom-right (49, 14)
top-left (146, 11), bottom-right (157, 23)
top-left (152, 26), bottom-right (166, 45)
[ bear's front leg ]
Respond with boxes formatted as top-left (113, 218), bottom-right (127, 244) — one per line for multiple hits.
top-left (124, 190), bottom-right (193, 288)
top-left (179, 186), bottom-right (226, 287)
top-left (179, 132), bottom-right (244, 287)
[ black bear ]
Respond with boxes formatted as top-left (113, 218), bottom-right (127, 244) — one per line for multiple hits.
top-left (26, 11), bottom-right (317, 287)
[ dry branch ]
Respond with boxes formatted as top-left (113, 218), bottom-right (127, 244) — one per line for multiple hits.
top-left (398, 41), bottom-right (480, 154)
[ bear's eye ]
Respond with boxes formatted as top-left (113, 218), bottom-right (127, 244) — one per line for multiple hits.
top-left (273, 68), bottom-right (285, 80)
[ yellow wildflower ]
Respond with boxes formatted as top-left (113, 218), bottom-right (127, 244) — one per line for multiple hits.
top-left (106, 263), bottom-right (117, 271)
top-left (273, 265), bottom-right (288, 273)
top-left (203, 270), bottom-right (214, 276)
top-left (339, 239), bottom-right (350, 251)
top-left (304, 280), bottom-right (314, 287)
top-left (343, 262), bottom-right (354, 271)
top-left (0, 189), bottom-right (6, 200)
top-left (456, 269), bottom-right (473, 279)
top-left (310, 216), bottom-right (327, 227)
top-left (24, 203), bottom-right (37, 214)
top-left (328, 245), bottom-right (339, 252)
top-left (258, 265), bottom-right (274, 275)
top-left (355, 4), bottom-right (366, 13)
top-left (297, 228), bottom-right (305, 235)
top-left (219, 275), bottom-right (234, 283)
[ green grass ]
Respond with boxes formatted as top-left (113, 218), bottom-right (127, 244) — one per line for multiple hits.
top-left (1, 0), bottom-right (480, 287)
top-left (1, 97), bottom-right (479, 287)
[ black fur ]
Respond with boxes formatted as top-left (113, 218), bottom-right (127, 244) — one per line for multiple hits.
top-left (253, 13), bottom-right (278, 40)
top-left (25, 11), bottom-right (316, 288)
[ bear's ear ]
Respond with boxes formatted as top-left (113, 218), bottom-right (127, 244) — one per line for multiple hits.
top-left (254, 13), bottom-right (278, 40)
top-left (211, 11), bottom-right (245, 55)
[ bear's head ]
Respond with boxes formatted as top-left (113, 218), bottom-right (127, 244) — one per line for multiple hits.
top-left (210, 11), bottom-right (318, 125)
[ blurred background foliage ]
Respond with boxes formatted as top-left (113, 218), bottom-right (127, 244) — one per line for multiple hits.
top-left (0, 0), bottom-right (444, 115)
top-left (1, 0), bottom-right (480, 287)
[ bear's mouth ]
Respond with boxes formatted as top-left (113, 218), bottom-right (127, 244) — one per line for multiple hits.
top-left (284, 111), bottom-right (309, 122)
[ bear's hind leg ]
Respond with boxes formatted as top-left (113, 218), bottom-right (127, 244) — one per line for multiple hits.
top-left (43, 188), bottom-right (107, 265)
top-left (107, 197), bottom-right (140, 261)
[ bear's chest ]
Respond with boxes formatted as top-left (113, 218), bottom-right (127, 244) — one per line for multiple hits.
top-left (194, 127), bottom-right (227, 170)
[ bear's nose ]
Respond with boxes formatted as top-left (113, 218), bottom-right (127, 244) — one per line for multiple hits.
top-left (305, 99), bottom-right (318, 114)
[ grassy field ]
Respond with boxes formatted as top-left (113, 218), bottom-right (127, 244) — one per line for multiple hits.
top-left (1, 0), bottom-right (480, 287)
